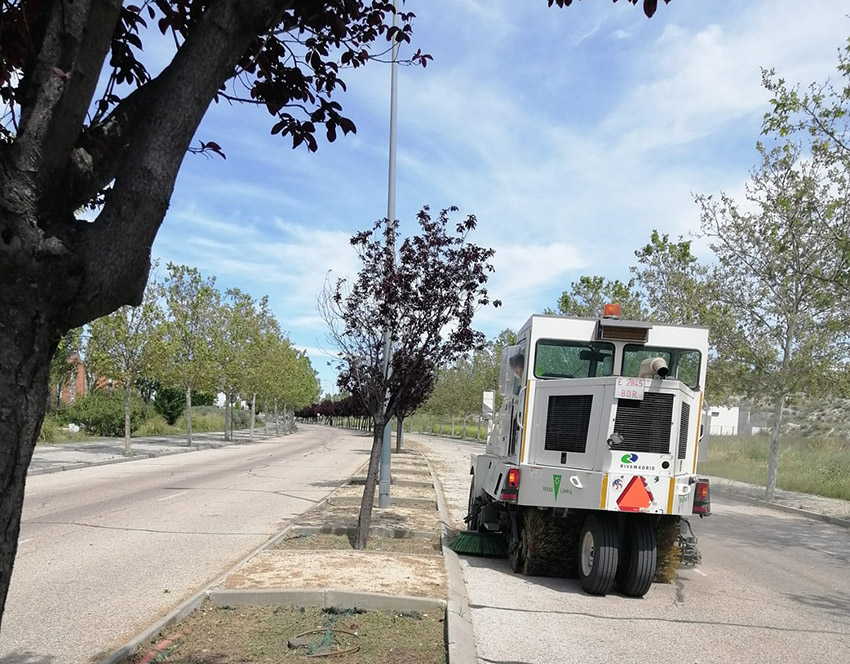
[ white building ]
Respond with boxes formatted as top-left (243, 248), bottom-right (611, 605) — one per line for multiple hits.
top-left (708, 405), bottom-right (739, 436)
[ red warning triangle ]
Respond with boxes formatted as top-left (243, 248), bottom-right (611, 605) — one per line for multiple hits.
top-left (616, 476), bottom-right (653, 512)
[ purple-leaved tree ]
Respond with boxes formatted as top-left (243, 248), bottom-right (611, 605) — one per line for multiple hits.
top-left (320, 206), bottom-right (500, 549)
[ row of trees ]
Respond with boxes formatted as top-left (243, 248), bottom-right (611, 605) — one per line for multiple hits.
top-left (50, 262), bottom-right (321, 455)
top-left (436, 45), bottom-right (850, 503)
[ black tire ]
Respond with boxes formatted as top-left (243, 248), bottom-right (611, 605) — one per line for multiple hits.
top-left (466, 476), bottom-right (483, 531)
top-left (577, 513), bottom-right (619, 595)
top-left (508, 509), bottom-right (526, 573)
top-left (616, 519), bottom-right (657, 597)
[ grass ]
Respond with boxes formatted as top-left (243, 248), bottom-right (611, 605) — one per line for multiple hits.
top-left (404, 415), bottom-right (488, 441)
top-left (129, 603), bottom-right (446, 664)
top-left (39, 409), bottom-right (266, 445)
top-left (699, 434), bottom-right (850, 500)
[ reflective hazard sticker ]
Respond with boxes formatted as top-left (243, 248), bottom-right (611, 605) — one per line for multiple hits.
top-left (616, 476), bottom-right (653, 512)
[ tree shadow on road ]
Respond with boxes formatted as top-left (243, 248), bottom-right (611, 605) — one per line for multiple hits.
top-left (785, 591), bottom-right (850, 623)
top-left (0, 652), bottom-right (57, 664)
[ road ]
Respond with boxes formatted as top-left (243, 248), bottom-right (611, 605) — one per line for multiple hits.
top-left (0, 425), bottom-right (370, 664)
top-left (415, 435), bottom-right (850, 664)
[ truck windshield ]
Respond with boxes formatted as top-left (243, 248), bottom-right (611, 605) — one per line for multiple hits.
top-left (621, 345), bottom-right (701, 389)
top-left (534, 340), bottom-right (614, 379)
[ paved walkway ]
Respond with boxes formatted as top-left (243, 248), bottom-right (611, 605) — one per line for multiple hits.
top-left (29, 428), bottom-right (292, 475)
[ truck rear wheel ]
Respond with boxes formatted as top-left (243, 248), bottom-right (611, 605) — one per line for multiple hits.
top-left (466, 476), bottom-right (482, 531)
top-left (616, 519), bottom-right (657, 597)
top-left (578, 513), bottom-right (619, 595)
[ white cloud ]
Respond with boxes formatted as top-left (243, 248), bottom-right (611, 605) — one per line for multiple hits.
top-left (150, 0), bottom-right (850, 394)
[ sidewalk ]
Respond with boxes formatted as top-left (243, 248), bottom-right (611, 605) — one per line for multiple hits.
top-left (706, 475), bottom-right (850, 526)
top-left (29, 428), bottom-right (290, 475)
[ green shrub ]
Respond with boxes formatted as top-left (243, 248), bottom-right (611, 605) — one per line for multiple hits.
top-left (192, 391), bottom-right (216, 407)
top-left (38, 414), bottom-right (62, 443)
top-left (178, 409), bottom-right (225, 432)
top-left (136, 414), bottom-right (170, 436)
top-left (192, 405), bottom-right (223, 417)
top-left (231, 408), bottom-right (252, 429)
top-left (64, 392), bottom-right (146, 437)
top-left (154, 386), bottom-right (186, 425)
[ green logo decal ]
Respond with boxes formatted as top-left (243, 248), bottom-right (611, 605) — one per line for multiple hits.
top-left (553, 474), bottom-right (562, 501)
top-left (621, 453), bottom-right (638, 464)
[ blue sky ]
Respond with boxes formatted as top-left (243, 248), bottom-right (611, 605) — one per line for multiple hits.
top-left (148, 0), bottom-right (850, 396)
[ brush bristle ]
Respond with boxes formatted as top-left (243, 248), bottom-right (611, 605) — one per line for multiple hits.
top-left (447, 531), bottom-right (508, 558)
top-left (654, 517), bottom-right (680, 583)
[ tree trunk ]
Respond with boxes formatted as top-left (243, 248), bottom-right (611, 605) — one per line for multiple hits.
top-left (765, 396), bottom-right (785, 501)
top-left (354, 419), bottom-right (385, 549)
top-left (0, 318), bottom-right (58, 632)
top-left (263, 397), bottom-right (268, 435)
top-left (224, 388), bottom-right (231, 441)
top-left (229, 391), bottom-right (235, 441)
top-left (124, 381), bottom-right (132, 456)
top-left (396, 415), bottom-right (404, 452)
top-left (274, 399), bottom-right (279, 435)
top-left (250, 393), bottom-right (256, 440)
top-left (185, 385), bottom-right (193, 445)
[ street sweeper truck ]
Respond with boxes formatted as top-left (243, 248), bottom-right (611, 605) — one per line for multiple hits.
top-left (465, 304), bottom-right (711, 597)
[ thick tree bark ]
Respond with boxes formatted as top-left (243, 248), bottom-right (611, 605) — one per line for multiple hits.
top-left (124, 381), bottom-right (132, 455)
top-left (354, 419), bottom-right (385, 549)
top-left (396, 415), bottom-right (404, 452)
top-left (0, 0), bottom-right (314, 635)
top-left (0, 311), bottom-right (59, 631)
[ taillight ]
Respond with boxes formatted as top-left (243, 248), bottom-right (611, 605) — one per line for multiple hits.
top-left (693, 479), bottom-right (711, 516)
top-left (501, 467), bottom-right (520, 501)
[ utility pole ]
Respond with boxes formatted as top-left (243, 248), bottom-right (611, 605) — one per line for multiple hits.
top-left (378, 0), bottom-right (399, 509)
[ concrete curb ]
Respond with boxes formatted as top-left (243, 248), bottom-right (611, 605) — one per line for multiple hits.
top-left (29, 443), bottom-right (229, 476)
top-left (415, 448), bottom-right (479, 664)
top-left (29, 432), bottom-right (290, 476)
top-left (712, 487), bottom-right (850, 529)
top-left (209, 588), bottom-right (445, 613)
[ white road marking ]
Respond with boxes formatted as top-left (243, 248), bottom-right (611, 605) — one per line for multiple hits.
top-left (19, 539), bottom-right (33, 544)
top-left (693, 568), bottom-right (708, 577)
top-left (158, 491), bottom-right (188, 502)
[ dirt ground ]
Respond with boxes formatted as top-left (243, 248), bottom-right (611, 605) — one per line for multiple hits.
top-left (219, 550), bottom-right (446, 598)
top-left (128, 603), bottom-right (446, 664)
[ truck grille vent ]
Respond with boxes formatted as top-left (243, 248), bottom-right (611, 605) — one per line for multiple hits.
top-left (545, 395), bottom-right (593, 453)
top-left (612, 392), bottom-right (674, 454)
top-left (678, 403), bottom-right (690, 459)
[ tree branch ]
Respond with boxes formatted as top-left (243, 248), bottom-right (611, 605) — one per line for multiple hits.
top-left (12, 0), bottom-right (123, 215)
top-left (67, 0), bottom-right (285, 326)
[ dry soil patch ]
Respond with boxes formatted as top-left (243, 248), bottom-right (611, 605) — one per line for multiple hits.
top-left (218, 550), bottom-right (446, 598)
